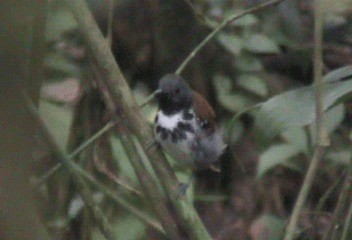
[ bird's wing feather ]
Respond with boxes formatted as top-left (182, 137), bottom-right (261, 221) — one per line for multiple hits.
top-left (192, 91), bottom-right (216, 132)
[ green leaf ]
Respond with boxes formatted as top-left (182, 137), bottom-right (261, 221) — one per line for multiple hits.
top-left (231, 13), bottom-right (258, 27)
top-left (257, 144), bottom-right (301, 178)
top-left (237, 74), bottom-right (268, 97)
top-left (309, 104), bottom-right (345, 143)
top-left (323, 65), bottom-right (352, 82)
top-left (39, 100), bottom-right (73, 150)
top-left (281, 127), bottom-right (308, 154)
top-left (219, 93), bottom-right (255, 112)
top-left (44, 52), bottom-right (81, 79)
top-left (250, 215), bottom-right (285, 240)
top-left (92, 214), bottom-right (146, 240)
top-left (46, 8), bottom-right (77, 41)
top-left (213, 75), bottom-right (255, 112)
top-left (213, 74), bottom-right (232, 95)
top-left (245, 34), bottom-right (280, 54)
top-left (110, 136), bottom-right (138, 184)
top-left (113, 215), bottom-right (146, 240)
top-left (217, 33), bottom-right (242, 56)
top-left (236, 54), bottom-right (263, 72)
top-left (255, 80), bottom-right (352, 138)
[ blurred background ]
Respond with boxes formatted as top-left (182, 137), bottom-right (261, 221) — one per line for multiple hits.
top-left (1, 0), bottom-right (352, 239)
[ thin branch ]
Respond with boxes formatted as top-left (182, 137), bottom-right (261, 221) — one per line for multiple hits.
top-left (175, 0), bottom-right (285, 75)
top-left (138, 89), bottom-right (160, 108)
top-left (283, 1), bottom-right (328, 240)
top-left (183, 0), bottom-right (210, 24)
top-left (315, 170), bottom-right (345, 212)
top-left (324, 165), bottom-right (352, 240)
top-left (341, 199), bottom-right (352, 240)
top-left (36, 121), bottom-right (116, 187)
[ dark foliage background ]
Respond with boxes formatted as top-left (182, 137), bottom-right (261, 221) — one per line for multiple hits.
top-left (2, 0), bottom-right (352, 239)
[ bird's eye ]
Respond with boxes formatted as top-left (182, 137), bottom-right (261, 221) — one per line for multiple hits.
top-left (174, 88), bottom-right (180, 94)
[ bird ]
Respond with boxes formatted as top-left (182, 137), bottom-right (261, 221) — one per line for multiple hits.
top-left (154, 74), bottom-right (226, 173)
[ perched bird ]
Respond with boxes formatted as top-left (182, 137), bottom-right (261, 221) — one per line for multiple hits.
top-left (154, 74), bottom-right (226, 171)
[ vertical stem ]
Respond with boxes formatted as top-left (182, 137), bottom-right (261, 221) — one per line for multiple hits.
top-left (283, 1), bottom-right (328, 240)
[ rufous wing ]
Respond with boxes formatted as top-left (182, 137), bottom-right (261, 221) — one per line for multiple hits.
top-left (192, 91), bottom-right (216, 133)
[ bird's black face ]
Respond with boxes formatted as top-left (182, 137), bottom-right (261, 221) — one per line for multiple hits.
top-left (156, 74), bottom-right (193, 115)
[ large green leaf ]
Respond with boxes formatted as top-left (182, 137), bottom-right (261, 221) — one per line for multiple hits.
top-left (39, 100), bottom-right (73, 150)
top-left (255, 79), bottom-right (352, 138)
top-left (110, 136), bottom-right (138, 184)
top-left (44, 52), bottom-right (81, 79)
top-left (323, 65), bottom-right (352, 82)
top-left (257, 144), bottom-right (301, 178)
top-left (309, 104), bottom-right (345, 143)
top-left (46, 7), bottom-right (77, 41)
top-left (281, 127), bottom-right (308, 154)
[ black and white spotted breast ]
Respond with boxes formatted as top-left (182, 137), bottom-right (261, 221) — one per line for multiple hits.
top-left (154, 109), bottom-right (196, 143)
top-left (154, 109), bottom-right (198, 166)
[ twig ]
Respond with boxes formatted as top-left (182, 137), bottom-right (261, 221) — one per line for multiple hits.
top-left (315, 170), bottom-right (345, 212)
top-left (183, 0), bottom-right (210, 24)
top-left (283, 1), bottom-right (328, 240)
top-left (36, 121), bottom-right (116, 187)
top-left (138, 89), bottom-right (160, 108)
top-left (324, 166), bottom-right (352, 240)
top-left (175, 0), bottom-right (285, 75)
top-left (341, 199), bottom-right (352, 240)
